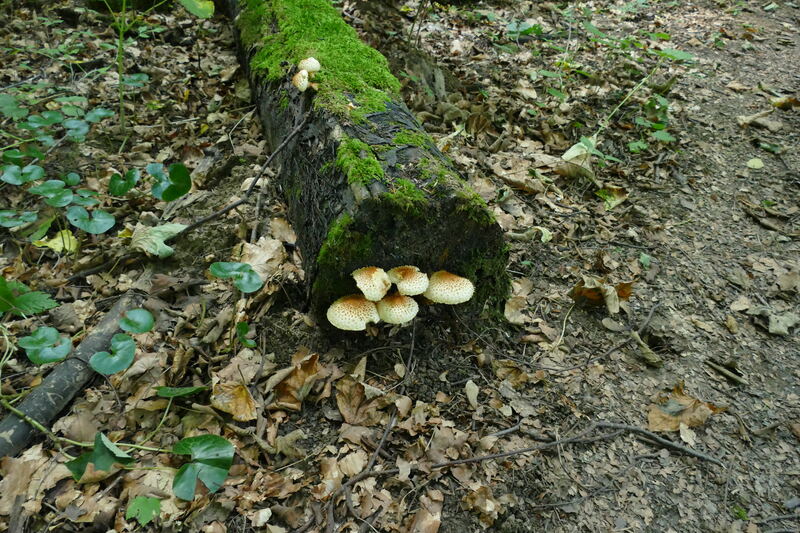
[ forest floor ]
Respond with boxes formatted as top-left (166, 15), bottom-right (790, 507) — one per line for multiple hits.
top-left (0, 1), bottom-right (798, 532)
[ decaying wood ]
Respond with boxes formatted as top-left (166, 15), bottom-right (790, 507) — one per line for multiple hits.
top-left (221, 0), bottom-right (509, 322)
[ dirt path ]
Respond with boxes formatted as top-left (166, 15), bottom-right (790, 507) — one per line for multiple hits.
top-left (353, 1), bottom-right (799, 530)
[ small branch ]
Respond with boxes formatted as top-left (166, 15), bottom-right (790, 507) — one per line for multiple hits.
top-left (177, 115), bottom-right (308, 239)
top-left (595, 421), bottom-right (724, 466)
top-left (537, 303), bottom-right (661, 373)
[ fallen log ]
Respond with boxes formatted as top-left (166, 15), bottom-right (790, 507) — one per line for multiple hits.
top-left (222, 0), bottom-right (509, 323)
top-left (0, 292), bottom-right (142, 458)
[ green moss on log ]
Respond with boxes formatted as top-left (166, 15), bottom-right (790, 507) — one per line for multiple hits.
top-left (236, 0), bottom-right (400, 121)
top-left (382, 179), bottom-right (428, 216)
top-left (336, 136), bottom-right (384, 184)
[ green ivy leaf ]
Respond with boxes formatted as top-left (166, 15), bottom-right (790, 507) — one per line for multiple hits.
top-left (172, 435), bottom-right (234, 501)
top-left (89, 333), bottom-right (136, 374)
top-left (26, 110), bottom-right (64, 128)
top-left (85, 107), bottom-right (114, 123)
top-left (63, 118), bottom-right (89, 140)
top-left (66, 206), bottom-right (115, 234)
top-left (0, 94), bottom-right (28, 120)
top-left (2, 149), bottom-right (25, 164)
top-left (628, 140), bottom-right (649, 153)
top-left (18, 326), bottom-right (72, 364)
top-left (119, 308), bottom-right (154, 333)
top-left (0, 210), bottom-right (37, 228)
top-left (1, 164), bottom-right (43, 185)
top-left (178, 0), bottom-right (214, 18)
top-left (209, 262), bottom-right (263, 293)
top-left (66, 432), bottom-right (135, 480)
top-left (63, 172), bottom-right (81, 186)
top-left (149, 163), bottom-right (191, 202)
top-left (126, 496), bottom-right (161, 527)
top-left (61, 104), bottom-right (84, 117)
top-left (0, 165), bottom-right (22, 185)
top-left (70, 189), bottom-right (100, 207)
top-left (651, 130), bottom-right (676, 143)
top-left (29, 180), bottom-right (73, 207)
top-left (656, 48), bottom-right (694, 62)
top-left (156, 386), bottom-right (207, 398)
top-left (236, 322), bottom-right (256, 348)
top-left (109, 168), bottom-right (140, 196)
top-left (123, 73), bottom-right (150, 87)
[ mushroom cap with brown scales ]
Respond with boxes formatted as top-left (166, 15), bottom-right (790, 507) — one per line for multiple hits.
top-left (423, 271), bottom-right (475, 305)
top-left (387, 265), bottom-right (429, 296)
top-left (376, 293), bottom-right (419, 324)
top-left (352, 266), bottom-right (391, 301)
top-left (292, 69), bottom-right (309, 92)
top-left (297, 57), bottom-right (321, 74)
top-left (326, 295), bottom-right (380, 331)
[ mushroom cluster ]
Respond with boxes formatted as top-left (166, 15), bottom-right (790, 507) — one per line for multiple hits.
top-left (292, 57), bottom-right (321, 92)
top-left (326, 266), bottom-right (475, 331)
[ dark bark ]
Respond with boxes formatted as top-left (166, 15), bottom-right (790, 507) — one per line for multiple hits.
top-left (222, 0), bottom-right (509, 324)
top-left (0, 292), bottom-right (142, 458)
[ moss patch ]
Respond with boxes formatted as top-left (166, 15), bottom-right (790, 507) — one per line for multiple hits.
top-left (336, 136), bottom-right (384, 184)
top-left (237, 0), bottom-right (400, 121)
top-left (393, 129), bottom-right (430, 147)
top-left (382, 179), bottom-right (428, 216)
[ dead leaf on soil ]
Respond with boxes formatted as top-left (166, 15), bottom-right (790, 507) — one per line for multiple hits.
top-left (568, 275), bottom-right (633, 314)
top-left (210, 382), bottom-right (257, 422)
top-left (268, 349), bottom-right (322, 411)
top-left (408, 489), bottom-right (443, 533)
top-left (462, 485), bottom-right (505, 526)
top-left (647, 381), bottom-right (725, 432)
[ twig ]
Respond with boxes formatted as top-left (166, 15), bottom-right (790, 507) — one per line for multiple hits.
top-left (704, 359), bottom-right (748, 385)
top-left (595, 421), bottom-right (724, 466)
top-left (536, 303), bottom-right (661, 373)
top-left (488, 420), bottom-right (521, 438)
top-left (177, 115), bottom-right (308, 239)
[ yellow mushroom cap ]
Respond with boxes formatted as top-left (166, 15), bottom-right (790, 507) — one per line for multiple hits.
top-left (297, 57), bottom-right (321, 73)
top-left (292, 69), bottom-right (309, 92)
top-left (387, 265), bottom-right (429, 296)
top-left (352, 266), bottom-right (391, 301)
top-left (377, 293), bottom-right (419, 324)
top-left (326, 295), bottom-right (380, 331)
top-left (423, 271), bottom-right (474, 304)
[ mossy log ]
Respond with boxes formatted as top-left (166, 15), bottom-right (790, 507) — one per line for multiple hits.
top-left (222, 0), bottom-right (509, 323)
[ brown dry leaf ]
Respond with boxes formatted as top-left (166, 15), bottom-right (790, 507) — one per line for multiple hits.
top-left (0, 445), bottom-right (72, 516)
top-left (335, 375), bottom-right (395, 426)
top-left (311, 457), bottom-right (343, 500)
top-left (492, 359), bottom-right (530, 389)
top-left (647, 381), bottom-right (726, 432)
top-left (234, 236), bottom-right (286, 284)
top-left (408, 489), bottom-right (443, 533)
top-left (339, 424), bottom-right (373, 446)
top-left (338, 449), bottom-right (368, 477)
top-left (218, 348), bottom-right (271, 384)
top-left (504, 295), bottom-right (529, 325)
top-left (259, 470), bottom-right (304, 499)
top-left (462, 485), bottom-right (504, 526)
top-left (210, 382), bottom-right (257, 422)
top-left (568, 275), bottom-right (633, 314)
top-left (271, 350), bottom-right (321, 411)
